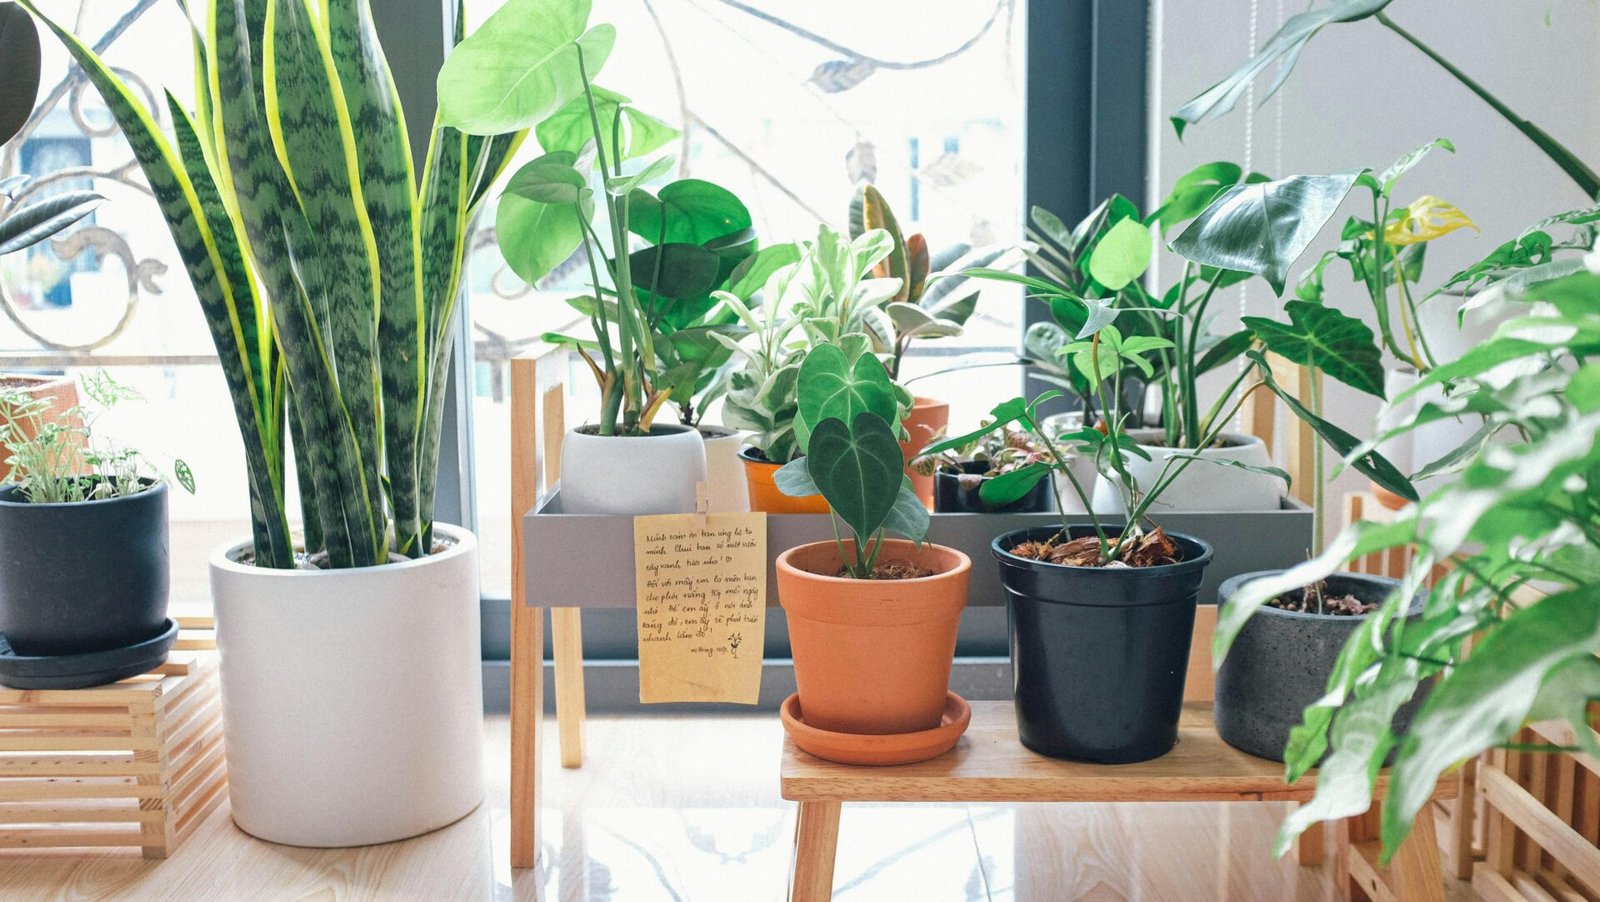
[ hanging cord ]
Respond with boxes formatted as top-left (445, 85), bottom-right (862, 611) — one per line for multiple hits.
top-left (1233, 0), bottom-right (1261, 433)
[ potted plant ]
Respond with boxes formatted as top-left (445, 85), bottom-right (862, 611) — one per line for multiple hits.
top-left (0, 372), bottom-right (190, 687)
top-left (770, 341), bottom-right (970, 764)
top-left (26, 0), bottom-right (527, 846)
top-left (720, 223), bottom-right (911, 513)
top-left (847, 184), bottom-right (1016, 506)
top-left (911, 424), bottom-right (1055, 514)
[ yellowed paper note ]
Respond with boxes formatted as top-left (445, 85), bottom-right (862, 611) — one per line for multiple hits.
top-left (633, 512), bottom-right (767, 704)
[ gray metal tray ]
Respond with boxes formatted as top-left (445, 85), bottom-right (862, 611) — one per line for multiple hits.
top-left (523, 491), bottom-right (1313, 609)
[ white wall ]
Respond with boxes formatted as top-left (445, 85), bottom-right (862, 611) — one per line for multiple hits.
top-left (1149, 0), bottom-right (1600, 529)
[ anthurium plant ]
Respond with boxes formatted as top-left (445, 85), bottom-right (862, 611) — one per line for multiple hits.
top-left (1212, 251), bottom-right (1600, 865)
top-left (21, 0), bottom-right (520, 568)
top-left (719, 224), bottom-right (912, 463)
top-left (771, 343), bottom-right (928, 578)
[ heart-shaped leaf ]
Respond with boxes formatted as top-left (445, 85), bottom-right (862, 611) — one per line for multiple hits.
top-left (629, 178), bottom-right (751, 245)
top-left (496, 153), bottom-right (591, 284)
top-left (505, 157), bottom-right (589, 204)
top-left (628, 243), bottom-right (721, 299)
top-left (1086, 216), bottom-right (1152, 291)
top-left (807, 412), bottom-right (903, 541)
top-left (0, 3), bottom-right (41, 147)
top-left (1170, 170), bottom-right (1365, 295)
top-left (794, 343), bottom-right (897, 454)
top-left (1245, 301), bottom-right (1385, 397)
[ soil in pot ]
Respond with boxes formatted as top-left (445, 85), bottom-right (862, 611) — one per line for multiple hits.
top-left (994, 525), bottom-right (1213, 764)
top-left (1215, 571), bottom-right (1427, 763)
top-left (934, 461), bottom-right (1054, 514)
top-left (778, 538), bottom-right (970, 741)
top-left (740, 447), bottom-right (830, 514)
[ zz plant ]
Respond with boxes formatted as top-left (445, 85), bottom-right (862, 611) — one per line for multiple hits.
top-left (771, 342), bottom-right (927, 577)
top-left (21, 0), bottom-right (521, 568)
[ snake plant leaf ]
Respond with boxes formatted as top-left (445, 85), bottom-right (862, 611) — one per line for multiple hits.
top-left (496, 152), bottom-right (589, 284)
top-left (1170, 0), bottom-right (1393, 139)
top-left (1086, 217), bottom-right (1152, 291)
top-left (794, 342), bottom-right (897, 455)
top-left (435, 0), bottom-right (613, 135)
top-left (978, 461), bottom-right (1051, 507)
top-left (628, 179), bottom-right (751, 245)
top-left (880, 476), bottom-right (930, 545)
top-left (1247, 350), bottom-right (1415, 500)
top-left (0, 3), bottom-right (40, 146)
top-left (806, 412), bottom-right (903, 542)
top-left (1170, 170), bottom-right (1365, 295)
top-left (627, 243), bottom-right (721, 299)
top-left (1244, 301), bottom-right (1385, 397)
top-left (0, 189), bottom-right (102, 256)
top-left (536, 85), bottom-right (676, 161)
top-left (849, 184), bottom-right (908, 300)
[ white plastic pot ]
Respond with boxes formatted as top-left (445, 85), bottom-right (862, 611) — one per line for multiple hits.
top-left (559, 423), bottom-right (708, 515)
top-left (698, 425), bottom-right (750, 513)
top-left (1042, 411), bottom-right (1097, 514)
top-left (210, 525), bottom-right (484, 847)
top-left (1092, 429), bottom-right (1282, 514)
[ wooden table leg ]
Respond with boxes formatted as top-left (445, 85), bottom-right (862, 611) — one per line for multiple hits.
top-left (552, 606), bottom-right (586, 768)
top-left (511, 602), bottom-right (544, 870)
top-left (789, 801), bottom-right (841, 902)
top-left (1299, 820), bottom-right (1326, 867)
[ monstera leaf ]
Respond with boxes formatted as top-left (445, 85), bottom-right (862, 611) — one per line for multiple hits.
top-left (1170, 170), bottom-right (1364, 295)
top-left (805, 412), bottom-right (904, 542)
top-left (793, 343), bottom-right (897, 454)
top-left (1244, 301), bottom-right (1385, 398)
top-left (1170, 0), bottom-right (1393, 138)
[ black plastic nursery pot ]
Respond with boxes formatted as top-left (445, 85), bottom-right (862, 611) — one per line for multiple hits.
top-left (934, 461), bottom-right (1054, 514)
top-left (994, 525), bottom-right (1213, 764)
top-left (0, 480), bottom-right (169, 656)
top-left (1214, 570), bottom-right (1427, 762)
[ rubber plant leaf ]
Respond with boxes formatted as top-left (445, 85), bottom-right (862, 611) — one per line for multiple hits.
top-left (1244, 301), bottom-right (1385, 397)
top-left (0, 2), bottom-right (40, 146)
top-left (1170, 170), bottom-right (1365, 295)
top-left (849, 183), bottom-right (908, 301)
top-left (0, 189), bottom-right (102, 256)
top-left (806, 412), bottom-right (904, 542)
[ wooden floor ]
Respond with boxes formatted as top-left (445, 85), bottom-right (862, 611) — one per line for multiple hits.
top-left (0, 715), bottom-right (1481, 901)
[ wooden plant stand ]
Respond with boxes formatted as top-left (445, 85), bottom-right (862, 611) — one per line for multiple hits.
top-left (0, 615), bottom-right (225, 858)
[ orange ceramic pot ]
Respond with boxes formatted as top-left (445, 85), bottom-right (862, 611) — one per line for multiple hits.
top-left (1371, 481), bottom-right (1410, 511)
top-left (900, 396), bottom-right (949, 508)
top-left (777, 539), bottom-right (970, 735)
top-left (0, 374), bottom-right (82, 482)
top-left (740, 447), bottom-right (830, 514)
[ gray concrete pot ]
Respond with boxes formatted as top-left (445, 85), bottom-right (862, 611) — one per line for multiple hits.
top-left (1214, 571), bottom-right (1426, 762)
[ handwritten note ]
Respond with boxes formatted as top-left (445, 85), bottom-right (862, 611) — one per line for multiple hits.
top-left (633, 512), bottom-right (767, 704)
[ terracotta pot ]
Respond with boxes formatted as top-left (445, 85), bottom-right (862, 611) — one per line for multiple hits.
top-left (777, 539), bottom-right (970, 735)
top-left (900, 396), bottom-right (949, 508)
top-left (1371, 482), bottom-right (1409, 511)
top-left (740, 447), bottom-right (829, 514)
top-left (0, 374), bottom-right (82, 482)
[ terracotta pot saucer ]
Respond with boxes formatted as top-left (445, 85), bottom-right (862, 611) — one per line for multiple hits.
top-left (780, 690), bottom-right (971, 766)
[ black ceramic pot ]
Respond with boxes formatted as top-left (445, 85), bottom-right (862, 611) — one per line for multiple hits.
top-left (1214, 570), bottom-right (1427, 762)
top-left (934, 461), bottom-right (1054, 514)
top-left (994, 525), bottom-right (1213, 763)
top-left (0, 480), bottom-right (169, 656)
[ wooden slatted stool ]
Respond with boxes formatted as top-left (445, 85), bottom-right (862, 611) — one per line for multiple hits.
top-left (781, 609), bottom-right (1459, 902)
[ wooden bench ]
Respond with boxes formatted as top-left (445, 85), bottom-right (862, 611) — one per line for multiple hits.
top-left (781, 698), bottom-right (1456, 901)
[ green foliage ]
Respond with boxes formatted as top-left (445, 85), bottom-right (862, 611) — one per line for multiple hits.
top-left (1213, 260), bottom-right (1600, 863)
top-left (1244, 302), bottom-right (1385, 398)
top-left (23, 0), bottom-right (519, 567)
top-left (0, 177), bottom-right (102, 257)
top-left (0, 371), bottom-right (191, 503)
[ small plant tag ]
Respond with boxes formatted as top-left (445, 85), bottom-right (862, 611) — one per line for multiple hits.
top-left (633, 511), bottom-right (767, 704)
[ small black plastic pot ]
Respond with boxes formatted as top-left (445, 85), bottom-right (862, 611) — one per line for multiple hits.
top-left (994, 525), bottom-right (1213, 764)
top-left (1214, 570), bottom-right (1427, 762)
top-left (934, 462), bottom-right (1053, 514)
top-left (0, 480), bottom-right (169, 656)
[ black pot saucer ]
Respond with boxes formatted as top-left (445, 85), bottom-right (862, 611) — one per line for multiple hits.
top-left (0, 618), bottom-right (179, 690)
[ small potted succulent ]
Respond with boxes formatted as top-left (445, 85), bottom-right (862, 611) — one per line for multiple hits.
top-left (771, 342), bottom-right (971, 764)
top-left (912, 424), bottom-right (1055, 514)
top-left (0, 372), bottom-right (190, 687)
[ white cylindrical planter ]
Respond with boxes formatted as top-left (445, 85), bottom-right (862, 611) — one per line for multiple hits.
top-left (559, 423), bottom-right (708, 514)
top-left (210, 525), bottom-right (484, 847)
top-left (698, 425), bottom-right (750, 513)
top-left (1041, 411), bottom-right (1096, 513)
top-left (1092, 429), bottom-right (1282, 513)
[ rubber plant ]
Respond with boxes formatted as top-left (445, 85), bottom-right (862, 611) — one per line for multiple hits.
top-left (1211, 253), bottom-right (1600, 864)
top-left (772, 341), bottom-right (928, 576)
top-left (19, 0), bottom-right (524, 567)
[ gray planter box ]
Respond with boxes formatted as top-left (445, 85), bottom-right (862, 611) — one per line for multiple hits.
top-left (523, 492), bottom-right (1313, 610)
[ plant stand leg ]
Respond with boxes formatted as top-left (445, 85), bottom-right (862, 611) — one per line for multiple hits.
top-left (552, 606), bottom-right (586, 768)
top-left (1339, 803), bottom-right (1444, 902)
top-left (789, 801), bottom-right (841, 902)
top-left (1446, 759), bottom-right (1477, 880)
top-left (510, 601), bottom-right (544, 870)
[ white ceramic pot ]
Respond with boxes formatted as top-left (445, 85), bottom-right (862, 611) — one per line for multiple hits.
top-left (698, 425), bottom-right (750, 513)
top-left (210, 525), bottom-right (483, 847)
top-left (559, 424), bottom-right (708, 515)
top-left (1091, 429), bottom-right (1282, 514)
top-left (1041, 411), bottom-right (1096, 514)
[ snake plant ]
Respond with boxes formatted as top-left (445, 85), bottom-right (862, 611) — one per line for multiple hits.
top-left (20, 0), bottom-right (523, 568)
